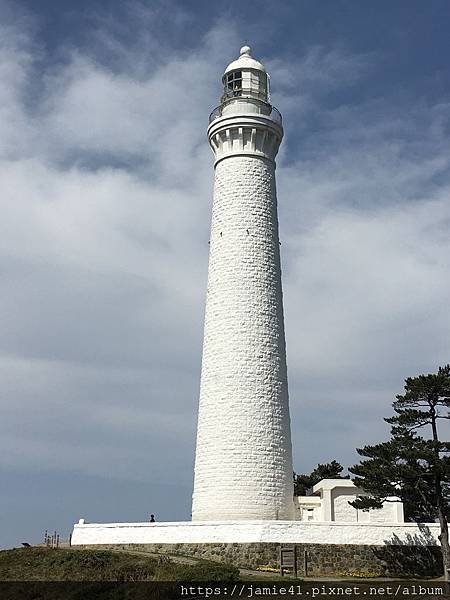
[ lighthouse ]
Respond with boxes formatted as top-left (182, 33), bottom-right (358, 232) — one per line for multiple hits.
top-left (192, 46), bottom-right (294, 521)
top-left (70, 47), bottom-right (424, 560)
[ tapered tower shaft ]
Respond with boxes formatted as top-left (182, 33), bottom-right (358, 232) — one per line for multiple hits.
top-left (192, 47), bottom-right (294, 521)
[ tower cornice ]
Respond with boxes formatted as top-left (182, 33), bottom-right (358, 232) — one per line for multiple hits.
top-left (207, 112), bottom-right (283, 165)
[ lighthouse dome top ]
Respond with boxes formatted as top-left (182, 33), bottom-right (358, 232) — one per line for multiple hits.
top-left (223, 45), bottom-right (267, 76)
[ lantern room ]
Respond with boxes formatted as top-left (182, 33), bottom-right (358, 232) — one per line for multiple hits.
top-left (221, 46), bottom-right (270, 104)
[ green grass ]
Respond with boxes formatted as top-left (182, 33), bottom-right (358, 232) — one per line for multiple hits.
top-left (0, 547), bottom-right (239, 582)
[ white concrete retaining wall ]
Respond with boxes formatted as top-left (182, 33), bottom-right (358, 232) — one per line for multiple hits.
top-left (71, 520), bottom-right (440, 547)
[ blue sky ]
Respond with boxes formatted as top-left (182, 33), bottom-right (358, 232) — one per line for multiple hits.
top-left (1, 0), bottom-right (450, 548)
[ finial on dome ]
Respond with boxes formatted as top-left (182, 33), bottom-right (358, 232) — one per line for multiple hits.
top-left (240, 45), bottom-right (252, 56)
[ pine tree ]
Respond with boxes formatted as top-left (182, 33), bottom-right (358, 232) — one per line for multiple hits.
top-left (350, 365), bottom-right (450, 577)
top-left (294, 460), bottom-right (348, 496)
top-left (350, 430), bottom-right (443, 521)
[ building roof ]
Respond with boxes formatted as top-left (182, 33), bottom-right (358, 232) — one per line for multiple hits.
top-left (312, 478), bottom-right (356, 494)
top-left (224, 46), bottom-right (266, 76)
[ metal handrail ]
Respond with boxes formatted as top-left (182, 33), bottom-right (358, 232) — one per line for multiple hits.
top-left (209, 103), bottom-right (282, 126)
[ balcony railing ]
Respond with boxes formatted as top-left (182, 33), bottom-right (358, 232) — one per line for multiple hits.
top-left (209, 103), bottom-right (282, 126)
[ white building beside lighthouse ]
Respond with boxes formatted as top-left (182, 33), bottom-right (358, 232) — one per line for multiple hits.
top-left (192, 46), bottom-right (294, 521)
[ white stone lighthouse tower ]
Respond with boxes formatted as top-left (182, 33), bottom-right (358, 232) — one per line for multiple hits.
top-left (192, 46), bottom-right (294, 521)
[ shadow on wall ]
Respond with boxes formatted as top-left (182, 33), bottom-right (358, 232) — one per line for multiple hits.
top-left (373, 525), bottom-right (443, 578)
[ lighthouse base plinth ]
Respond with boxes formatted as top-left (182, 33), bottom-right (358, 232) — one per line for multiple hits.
top-left (71, 519), bottom-right (440, 546)
top-left (70, 520), bottom-right (443, 577)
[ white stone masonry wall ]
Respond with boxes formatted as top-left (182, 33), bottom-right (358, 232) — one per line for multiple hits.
top-left (192, 154), bottom-right (294, 521)
top-left (71, 521), bottom-right (441, 547)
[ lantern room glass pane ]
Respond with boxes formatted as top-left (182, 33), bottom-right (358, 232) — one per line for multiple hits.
top-left (226, 70), bottom-right (242, 95)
